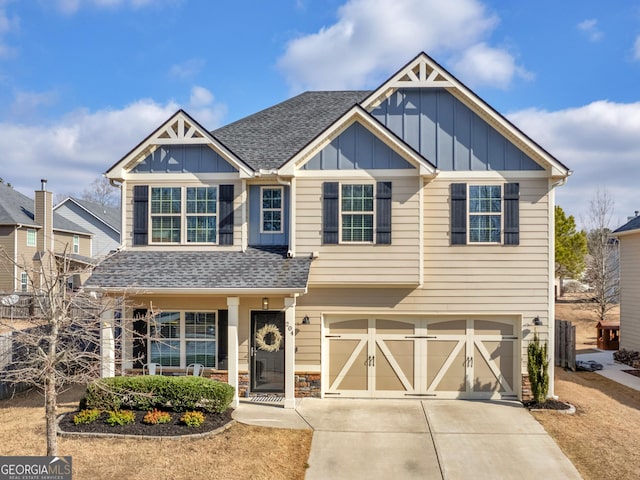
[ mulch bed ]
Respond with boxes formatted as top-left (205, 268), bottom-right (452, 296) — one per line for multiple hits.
top-left (523, 399), bottom-right (572, 410)
top-left (623, 369), bottom-right (640, 378)
top-left (58, 409), bottom-right (234, 437)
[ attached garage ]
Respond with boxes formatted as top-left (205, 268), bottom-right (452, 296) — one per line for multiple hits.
top-left (324, 316), bottom-right (519, 400)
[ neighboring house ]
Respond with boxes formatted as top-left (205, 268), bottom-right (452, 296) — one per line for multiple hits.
top-left (54, 197), bottom-right (121, 258)
top-left (613, 214), bottom-right (640, 352)
top-left (0, 180), bottom-right (93, 293)
top-left (86, 52), bottom-right (570, 408)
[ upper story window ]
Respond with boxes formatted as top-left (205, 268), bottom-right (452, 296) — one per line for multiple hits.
top-left (150, 186), bottom-right (217, 244)
top-left (26, 229), bottom-right (36, 247)
top-left (73, 235), bottom-right (80, 254)
top-left (450, 182), bottom-right (519, 246)
top-left (341, 184), bottom-right (374, 242)
top-left (260, 187), bottom-right (283, 233)
top-left (469, 185), bottom-right (502, 243)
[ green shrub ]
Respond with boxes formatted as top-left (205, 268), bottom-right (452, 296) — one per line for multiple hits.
top-left (106, 410), bottom-right (136, 426)
top-left (85, 375), bottom-right (234, 413)
top-left (143, 409), bottom-right (172, 425)
top-left (527, 332), bottom-right (549, 404)
top-left (180, 411), bottom-right (205, 427)
top-left (73, 408), bottom-right (101, 425)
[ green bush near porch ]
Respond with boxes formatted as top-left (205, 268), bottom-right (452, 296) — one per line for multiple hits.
top-left (84, 376), bottom-right (234, 413)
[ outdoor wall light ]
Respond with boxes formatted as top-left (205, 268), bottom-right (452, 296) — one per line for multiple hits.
top-left (262, 297), bottom-right (269, 310)
top-left (302, 315), bottom-right (310, 325)
top-left (533, 316), bottom-right (543, 326)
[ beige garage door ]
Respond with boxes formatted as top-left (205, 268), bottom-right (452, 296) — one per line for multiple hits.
top-left (324, 317), bottom-right (518, 399)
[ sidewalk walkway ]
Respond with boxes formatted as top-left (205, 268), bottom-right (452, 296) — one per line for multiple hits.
top-left (576, 350), bottom-right (640, 391)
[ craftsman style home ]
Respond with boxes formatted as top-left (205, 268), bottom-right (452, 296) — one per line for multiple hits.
top-left (86, 52), bottom-right (570, 408)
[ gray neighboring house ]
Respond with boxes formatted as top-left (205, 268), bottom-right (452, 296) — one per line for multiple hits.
top-left (54, 197), bottom-right (121, 258)
top-left (613, 214), bottom-right (640, 352)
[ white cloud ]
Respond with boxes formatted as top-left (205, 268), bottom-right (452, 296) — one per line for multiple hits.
top-left (452, 43), bottom-right (531, 89)
top-left (0, 94), bottom-right (226, 198)
top-left (508, 101), bottom-right (640, 227)
top-left (169, 58), bottom-right (205, 80)
top-left (277, 0), bottom-right (525, 91)
top-left (577, 19), bottom-right (603, 42)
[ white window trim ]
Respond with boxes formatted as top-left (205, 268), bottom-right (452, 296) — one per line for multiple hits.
top-left (148, 310), bottom-right (218, 369)
top-left (149, 186), bottom-right (219, 245)
top-left (73, 235), bottom-right (80, 254)
top-left (339, 182), bottom-right (376, 244)
top-left (26, 228), bottom-right (36, 247)
top-left (467, 184), bottom-right (503, 245)
top-left (259, 186), bottom-right (284, 234)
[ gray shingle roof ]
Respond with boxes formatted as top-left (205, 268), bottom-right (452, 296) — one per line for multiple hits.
top-left (0, 182), bottom-right (90, 234)
top-left (85, 247), bottom-right (312, 291)
top-left (614, 215), bottom-right (640, 234)
top-left (67, 197), bottom-right (121, 232)
top-left (213, 91), bottom-right (371, 171)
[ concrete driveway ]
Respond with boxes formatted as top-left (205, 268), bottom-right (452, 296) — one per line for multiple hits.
top-left (233, 398), bottom-right (582, 480)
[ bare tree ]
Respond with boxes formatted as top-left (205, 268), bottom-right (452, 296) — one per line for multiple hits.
top-left (81, 176), bottom-right (119, 207)
top-left (582, 188), bottom-right (620, 321)
top-left (0, 248), bottom-right (124, 455)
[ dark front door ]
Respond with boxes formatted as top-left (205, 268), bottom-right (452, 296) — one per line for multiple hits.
top-left (251, 311), bottom-right (285, 393)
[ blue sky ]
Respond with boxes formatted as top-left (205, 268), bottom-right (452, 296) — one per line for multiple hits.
top-left (0, 0), bottom-right (639, 227)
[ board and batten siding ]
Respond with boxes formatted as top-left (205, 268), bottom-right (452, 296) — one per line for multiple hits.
top-left (619, 233), bottom-right (640, 351)
top-left (295, 175), bottom-right (421, 285)
top-left (123, 180), bottom-right (243, 249)
top-left (295, 175), bottom-right (551, 368)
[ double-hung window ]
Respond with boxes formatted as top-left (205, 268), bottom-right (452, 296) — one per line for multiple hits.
top-left (149, 311), bottom-right (216, 368)
top-left (73, 235), bottom-right (80, 254)
top-left (150, 186), bottom-right (217, 244)
top-left (261, 187), bottom-right (283, 233)
top-left (26, 229), bottom-right (36, 247)
top-left (341, 184), bottom-right (374, 242)
top-left (20, 272), bottom-right (28, 292)
top-left (469, 185), bottom-right (502, 243)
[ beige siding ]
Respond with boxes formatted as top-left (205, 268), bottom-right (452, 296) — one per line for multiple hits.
top-left (0, 226), bottom-right (16, 292)
top-left (124, 181), bottom-right (243, 250)
top-left (54, 231), bottom-right (91, 257)
top-left (296, 175), bottom-right (421, 285)
top-left (620, 234), bottom-right (640, 351)
top-left (296, 176), bottom-right (552, 368)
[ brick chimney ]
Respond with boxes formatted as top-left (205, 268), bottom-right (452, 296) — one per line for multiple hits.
top-left (34, 179), bottom-right (53, 253)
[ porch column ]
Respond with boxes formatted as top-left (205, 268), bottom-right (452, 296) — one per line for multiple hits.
top-left (100, 308), bottom-right (115, 378)
top-left (227, 296), bottom-right (240, 408)
top-left (283, 296), bottom-right (296, 409)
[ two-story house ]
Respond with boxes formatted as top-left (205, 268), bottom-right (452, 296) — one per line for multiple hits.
top-left (0, 180), bottom-right (93, 293)
top-left (86, 52), bottom-right (570, 408)
top-left (54, 197), bottom-right (121, 258)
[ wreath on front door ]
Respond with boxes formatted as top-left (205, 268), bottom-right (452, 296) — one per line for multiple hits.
top-left (255, 323), bottom-right (283, 353)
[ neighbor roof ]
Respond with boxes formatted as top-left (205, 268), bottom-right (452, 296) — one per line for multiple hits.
top-left (85, 247), bottom-right (312, 292)
top-left (614, 215), bottom-right (640, 235)
top-left (56, 197), bottom-right (121, 233)
top-left (0, 182), bottom-right (90, 234)
top-left (212, 91), bottom-right (371, 171)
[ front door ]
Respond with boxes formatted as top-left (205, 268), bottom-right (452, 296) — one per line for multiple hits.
top-left (251, 311), bottom-right (285, 393)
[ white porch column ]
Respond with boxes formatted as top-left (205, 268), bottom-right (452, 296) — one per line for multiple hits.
top-left (100, 308), bottom-right (115, 378)
top-left (283, 296), bottom-right (296, 409)
top-left (227, 296), bottom-right (240, 408)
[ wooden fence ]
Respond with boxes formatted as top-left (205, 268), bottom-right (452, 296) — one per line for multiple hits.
top-left (555, 319), bottom-right (576, 371)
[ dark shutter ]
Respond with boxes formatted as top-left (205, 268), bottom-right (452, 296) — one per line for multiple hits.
top-left (133, 185), bottom-right (148, 246)
top-left (504, 182), bottom-right (520, 245)
top-left (132, 309), bottom-right (148, 369)
top-left (322, 182), bottom-right (339, 244)
top-left (450, 183), bottom-right (467, 245)
top-left (376, 182), bottom-right (392, 244)
top-left (219, 184), bottom-right (234, 245)
top-left (217, 310), bottom-right (228, 370)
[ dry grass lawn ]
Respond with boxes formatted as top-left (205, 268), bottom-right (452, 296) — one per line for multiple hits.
top-left (0, 386), bottom-right (312, 480)
top-left (531, 297), bottom-right (636, 480)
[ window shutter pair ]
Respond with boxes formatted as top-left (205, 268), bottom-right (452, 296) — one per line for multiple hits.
top-left (132, 184), bottom-right (234, 246)
top-left (449, 182), bottom-right (520, 245)
top-left (322, 182), bottom-right (392, 245)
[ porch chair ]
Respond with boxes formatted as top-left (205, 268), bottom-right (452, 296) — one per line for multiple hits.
top-left (186, 363), bottom-right (205, 376)
top-left (143, 362), bottom-right (163, 375)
